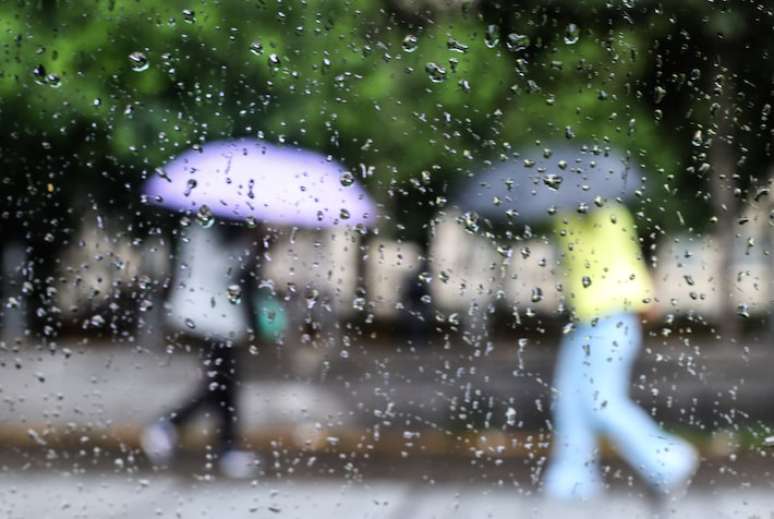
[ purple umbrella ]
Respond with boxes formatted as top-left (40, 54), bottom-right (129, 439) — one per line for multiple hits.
top-left (143, 138), bottom-right (376, 228)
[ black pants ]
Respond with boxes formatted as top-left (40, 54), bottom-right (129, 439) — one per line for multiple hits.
top-left (168, 340), bottom-right (238, 452)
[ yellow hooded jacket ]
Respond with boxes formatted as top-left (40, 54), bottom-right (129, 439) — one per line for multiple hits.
top-left (554, 204), bottom-right (654, 322)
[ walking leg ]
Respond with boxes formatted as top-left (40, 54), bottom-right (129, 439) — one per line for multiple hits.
top-left (583, 314), bottom-right (697, 492)
top-left (209, 341), bottom-right (239, 453)
top-left (544, 326), bottom-right (603, 499)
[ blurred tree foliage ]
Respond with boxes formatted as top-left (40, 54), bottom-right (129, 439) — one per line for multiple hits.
top-left (0, 0), bottom-right (770, 246)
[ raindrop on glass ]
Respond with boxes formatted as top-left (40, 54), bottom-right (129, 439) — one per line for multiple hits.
top-left (184, 179), bottom-right (197, 197)
top-left (401, 34), bottom-right (418, 53)
top-left (563, 23), bottom-right (580, 45)
top-left (250, 41), bottom-right (264, 56)
top-left (447, 37), bottom-right (469, 53)
top-left (128, 51), bottom-right (149, 72)
top-left (227, 285), bottom-right (243, 305)
top-left (425, 62), bottom-right (447, 83)
top-left (505, 407), bottom-right (517, 426)
top-left (484, 25), bottom-right (499, 48)
top-left (543, 175), bottom-right (563, 191)
top-left (505, 33), bottom-right (530, 53)
top-left (196, 205), bottom-right (215, 228)
top-left (181, 9), bottom-right (195, 23)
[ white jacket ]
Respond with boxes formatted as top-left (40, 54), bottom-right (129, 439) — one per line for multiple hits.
top-left (166, 225), bottom-right (252, 340)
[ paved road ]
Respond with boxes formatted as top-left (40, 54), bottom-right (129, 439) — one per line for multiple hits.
top-left (0, 470), bottom-right (771, 519)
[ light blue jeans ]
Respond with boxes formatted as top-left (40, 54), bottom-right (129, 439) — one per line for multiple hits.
top-left (544, 313), bottom-right (697, 499)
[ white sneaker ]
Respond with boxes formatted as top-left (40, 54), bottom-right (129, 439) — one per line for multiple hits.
top-left (658, 442), bottom-right (700, 498)
top-left (141, 421), bottom-right (178, 466)
top-left (218, 449), bottom-right (261, 479)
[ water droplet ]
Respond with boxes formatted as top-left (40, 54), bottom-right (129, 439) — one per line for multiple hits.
top-left (185, 318), bottom-right (196, 330)
top-left (268, 53), bottom-right (281, 66)
top-left (138, 275), bottom-right (152, 291)
top-left (227, 285), bottom-right (242, 305)
top-left (425, 62), bottom-right (447, 83)
top-left (249, 41), bottom-right (264, 55)
top-left (401, 34), bottom-right (418, 53)
top-left (128, 51), bottom-right (149, 72)
top-left (459, 212), bottom-right (479, 234)
top-left (90, 314), bottom-right (105, 328)
top-left (654, 86), bottom-right (667, 104)
top-left (563, 23), bottom-right (580, 45)
top-left (581, 276), bottom-right (592, 288)
top-left (543, 175), bottom-right (563, 191)
top-left (484, 25), bottom-right (499, 48)
top-left (196, 205), bottom-right (215, 228)
top-left (505, 33), bottom-right (530, 52)
top-left (46, 74), bottom-right (61, 88)
top-left (181, 8), bottom-right (195, 23)
top-left (339, 208), bottom-right (351, 220)
top-left (340, 172), bottom-right (355, 187)
top-left (737, 304), bottom-right (750, 319)
top-left (530, 287), bottom-right (543, 303)
top-left (184, 178), bottom-right (197, 197)
top-left (447, 37), bottom-right (468, 53)
top-left (505, 407), bottom-right (517, 427)
top-left (32, 64), bottom-right (47, 84)
top-left (691, 130), bottom-right (703, 147)
top-left (245, 216), bottom-right (258, 228)
top-left (304, 287), bottom-right (319, 309)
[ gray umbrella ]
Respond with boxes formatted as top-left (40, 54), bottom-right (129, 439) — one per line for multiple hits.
top-left (456, 144), bottom-right (646, 223)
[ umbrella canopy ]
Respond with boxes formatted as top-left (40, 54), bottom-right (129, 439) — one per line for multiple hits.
top-left (143, 138), bottom-right (376, 228)
top-left (457, 144), bottom-right (646, 223)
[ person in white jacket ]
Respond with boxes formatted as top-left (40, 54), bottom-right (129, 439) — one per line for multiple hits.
top-left (142, 223), bottom-right (259, 479)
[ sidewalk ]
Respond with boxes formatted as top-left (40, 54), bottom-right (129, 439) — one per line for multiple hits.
top-left (0, 335), bottom-right (771, 459)
top-left (1, 470), bottom-right (771, 518)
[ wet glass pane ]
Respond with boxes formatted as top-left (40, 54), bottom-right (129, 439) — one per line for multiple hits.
top-left (1, 1), bottom-right (772, 516)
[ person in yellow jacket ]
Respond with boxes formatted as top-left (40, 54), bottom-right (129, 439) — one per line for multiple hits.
top-left (543, 203), bottom-right (698, 500)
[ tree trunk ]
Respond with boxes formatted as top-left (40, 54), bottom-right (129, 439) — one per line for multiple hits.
top-left (709, 70), bottom-right (740, 343)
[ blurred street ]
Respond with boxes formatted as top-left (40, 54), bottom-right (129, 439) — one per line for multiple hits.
top-left (2, 469), bottom-right (774, 519)
top-left (1, 335), bottom-right (772, 457)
